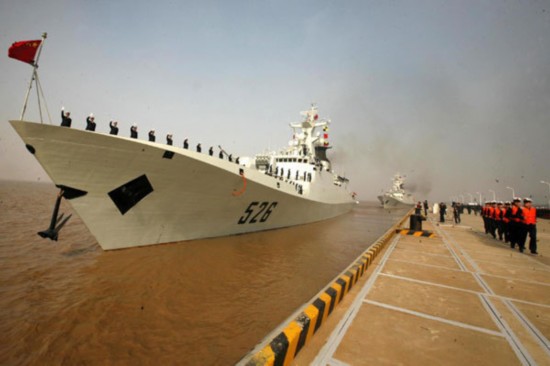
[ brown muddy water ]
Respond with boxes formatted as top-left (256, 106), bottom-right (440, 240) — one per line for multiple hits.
top-left (0, 181), bottom-right (408, 365)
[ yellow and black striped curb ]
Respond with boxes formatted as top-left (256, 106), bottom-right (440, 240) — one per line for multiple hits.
top-left (395, 229), bottom-right (435, 238)
top-left (239, 210), bottom-right (413, 366)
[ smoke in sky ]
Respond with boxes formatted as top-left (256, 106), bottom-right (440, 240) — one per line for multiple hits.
top-left (0, 1), bottom-right (549, 203)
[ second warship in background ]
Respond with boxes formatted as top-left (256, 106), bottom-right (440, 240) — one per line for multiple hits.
top-left (10, 104), bottom-right (357, 250)
top-left (377, 173), bottom-right (415, 208)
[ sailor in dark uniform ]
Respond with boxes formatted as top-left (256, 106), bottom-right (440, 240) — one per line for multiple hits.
top-left (148, 129), bottom-right (156, 142)
top-left (183, 138), bottom-right (189, 149)
top-left (166, 134), bottom-right (173, 146)
top-left (130, 124), bottom-right (138, 139)
top-left (219, 150), bottom-right (223, 159)
top-left (85, 113), bottom-right (96, 131)
top-left (109, 121), bottom-right (119, 135)
top-left (209, 146), bottom-right (214, 156)
top-left (60, 107), bottom-right (71, 127)
top-left (196, 143), bottom-right (201, 153)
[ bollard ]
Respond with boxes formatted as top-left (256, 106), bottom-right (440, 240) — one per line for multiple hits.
top-left (409, 214), bottom-right (424, 231)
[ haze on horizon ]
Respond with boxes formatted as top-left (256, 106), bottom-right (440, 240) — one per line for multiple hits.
top-left (0, 1), bottom-right (549, 204)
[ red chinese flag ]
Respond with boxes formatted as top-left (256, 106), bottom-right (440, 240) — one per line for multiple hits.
top-left (323, 133), bottom-right (328, 139)
top-left (8, 39), bottom-right (42, 65)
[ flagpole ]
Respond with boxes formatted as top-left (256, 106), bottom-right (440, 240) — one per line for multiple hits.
top-left (20, 32), bottom-right (47, 121)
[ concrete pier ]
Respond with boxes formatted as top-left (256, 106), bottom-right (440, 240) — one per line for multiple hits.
top-left (293, 213), bottom-right (550, 365)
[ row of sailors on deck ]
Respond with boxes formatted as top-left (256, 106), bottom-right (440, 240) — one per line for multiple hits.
top-left (481, 198), bottom-right (538, 255)
top-left (60, 108), bottom-right (238, 161)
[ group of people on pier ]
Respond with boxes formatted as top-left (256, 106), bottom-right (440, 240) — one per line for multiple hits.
top-left (481, 198), bottom-right (538, 255)
top-left (59, 107), bottom-right (238, 161)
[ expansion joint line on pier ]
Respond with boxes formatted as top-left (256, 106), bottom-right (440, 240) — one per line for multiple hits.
top-left (312, 236), bottom-right (400, 365)
top-left (436, 224), bottom-right (539, 366)
top-left (429, 219), bottom-right (467, 272)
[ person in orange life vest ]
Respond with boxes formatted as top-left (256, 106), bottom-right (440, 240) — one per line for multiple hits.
top-left (522, 198), bottom-right (538, 255)
top-left (494, 201), bottom-right (504, 241)
top-left (481, 202), bottom-right (489, 234)
top-left (487, 201), bottom-right (496, 239)
top-left (508, 198), bottom-right (525, 252)
top-left (502, 202), bottom-right (511, 243)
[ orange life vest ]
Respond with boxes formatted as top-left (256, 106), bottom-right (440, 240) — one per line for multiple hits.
top-left (522, 207), bottom-right (537, 225)
top-left (494, 208), bottom-right (501, 221)
top-left (487, 207), bottom-right (495, 219)
top-left (510, 206), bottom-right (523, 223)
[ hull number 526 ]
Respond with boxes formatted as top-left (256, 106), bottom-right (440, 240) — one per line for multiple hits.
top-left (238, 201), bottom-right (278, 224)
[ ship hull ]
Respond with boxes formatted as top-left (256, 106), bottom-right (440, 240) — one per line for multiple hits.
top-left (10, 121), bottom-right (355, 250)
top-left (377, 194), bottom-right (415, 209)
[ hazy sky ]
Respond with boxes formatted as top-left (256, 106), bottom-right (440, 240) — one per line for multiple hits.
top-left (1, 1), bottom-right (549, 203)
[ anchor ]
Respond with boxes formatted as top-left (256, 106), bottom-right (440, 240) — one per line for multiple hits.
top-left (38, 189), bottom-right (72, 241)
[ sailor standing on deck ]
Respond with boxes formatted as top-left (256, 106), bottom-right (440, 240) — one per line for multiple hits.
top-left (85, 113), bottom-right (96, 131)
top-left (166, 134), bottom-right (173, 145)
top-left (109, 121), bottom-right (119, 135)
top-left (521, 198), bottom-right (538, 254)
top-left (130, 124), bottom-right (138, 139)
top-left (148, 129), bottom-right (156, 142)
top-left (60, 107), bottom-right (71, 127)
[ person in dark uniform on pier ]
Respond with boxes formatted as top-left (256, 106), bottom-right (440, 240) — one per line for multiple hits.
top-left (109, 121), bottom-right (119, 135)
top-left (502, 201), bottom-right (511, 243)
top-left (85, 113), bottom-right (96, 131)
top-left (487, 201), bottom-right (496, 238)
top-left (453, 203), bottom-right (461, 224)
top-left (166, 134), bottom-right (173, 146)
top-left (148, 129), bottom-right (156, 142)
top-left (228, 154), bottom-right (233, 162)
top-left (522, 198), bottom-right (538, 254)
top-left (482, 202), bottom-right (489, 234)
top-left (218, 150), bottom-right (224, 159)
top-left (130, 124), bottom-right (138, 139)
top-left (508, 198), bottom-right (524, 251)
top-left (183, 138), bottom-right (189, 149)
top-left (209, 146), bottom-right (214, 156)
top-left (196, 143), bottom-right (201, 153)
top-left (439, 202), bottom-right (447, 223)
top-left (423, 200), bottom-right (429, 216)
top-left (415, 202), bottom-right (422, 215)
top-left (495, 202), bottom-right (504, 241)
top-left (60, 107), bottom-right (71, 127)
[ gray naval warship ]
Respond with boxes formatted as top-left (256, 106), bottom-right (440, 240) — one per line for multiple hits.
top-left (377, 173), bottom-right (415, 208)
top-left (10, 104), bottom-right (357, 250)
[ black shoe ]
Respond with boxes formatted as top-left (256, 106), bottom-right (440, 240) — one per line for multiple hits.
top-left (531, 251), bottom-right (538, 255)
top-left (519, 247), bottom-right (524, 253)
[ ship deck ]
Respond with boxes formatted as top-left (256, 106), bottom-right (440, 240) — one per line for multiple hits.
top-left (292, 213), bottom-right (550, 365)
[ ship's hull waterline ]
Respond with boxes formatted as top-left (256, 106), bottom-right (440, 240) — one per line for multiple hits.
top-left (10, 120), bottom-right (355, 250)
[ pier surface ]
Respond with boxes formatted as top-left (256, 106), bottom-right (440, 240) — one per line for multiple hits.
top-left (293, 212), bottom-right (550, 365)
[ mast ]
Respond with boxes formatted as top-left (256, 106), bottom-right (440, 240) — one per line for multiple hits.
top-left (20, 32), bottom-right (48, 122)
